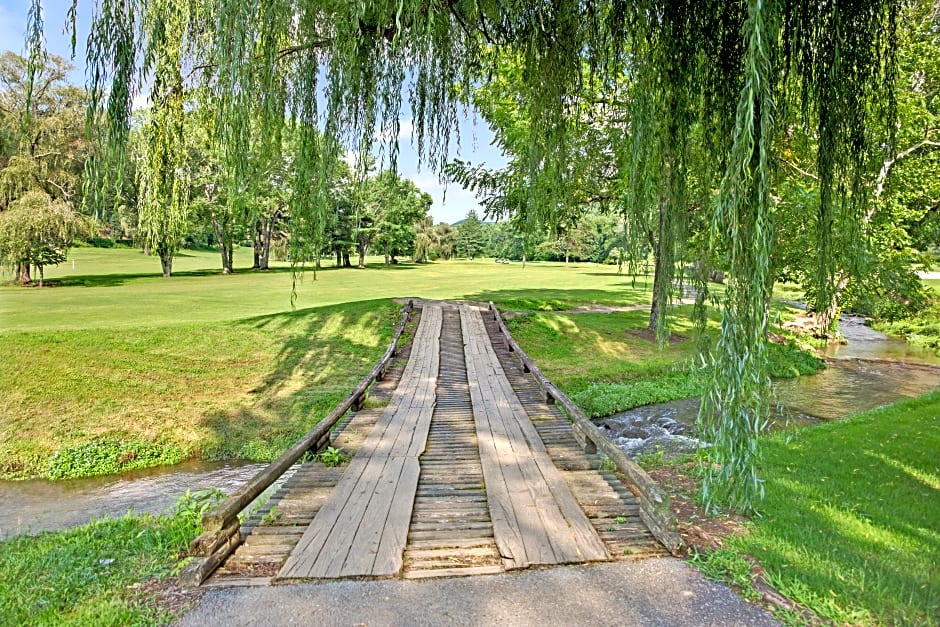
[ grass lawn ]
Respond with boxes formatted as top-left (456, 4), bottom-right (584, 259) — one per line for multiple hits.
top-left (0, 495), bottom-right (208, 625)
top-left (0, 248), bottom-right (655, 331)
top-left (0, 299), bottom-right (401, 479)
top-left (1, 248), bottom-right (660, 478)
top-left (505, 305), bottom-right (823, 418)
top-left (709, 391), bottom-right (940, 625)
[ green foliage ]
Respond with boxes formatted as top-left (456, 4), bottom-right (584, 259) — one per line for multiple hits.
top-left (766, 341), bottom-right (825, 378)
top-left (873, 297), bottom-right (940, 354)
top-left (0, 508), bottom-right (200, 625)
top-left (572, 372), bottom-right (705, 419)
top-left (0, 190), bottom-right (88, 283)
top-left (689, 549), bottom-right (761, 602)
top-left (28, 0), bottom-right (905, 510)
top-left (316, 446), bottom-right (349, 467)
top-left (47, 439), bottom-right (186, 480)
top-left (455, 210), bottom-right (487, 259)
top-left (724, 390), bottom-right (940, 625)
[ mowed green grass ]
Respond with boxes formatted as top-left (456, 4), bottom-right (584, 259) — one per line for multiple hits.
top-left (0, 247), bottom-right (654, 331)
top-left (1, 248), bottom-right (657, 478)
top-left (726, 391), bottom-right (940, 625)
top-left (0, 299), bottom-right (402, 478)
top-left (504, 306), bottom-right (823, 418)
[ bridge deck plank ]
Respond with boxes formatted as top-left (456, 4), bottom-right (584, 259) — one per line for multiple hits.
top-left (278, 306), bottom-right (441, 579)
top-left (460, 305), bottom-right (610, 569)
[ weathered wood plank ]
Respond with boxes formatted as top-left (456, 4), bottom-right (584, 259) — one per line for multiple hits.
top-left (460, 305), bottom-right (609, 568)
top-left (278, 306), bottom-right (441, 580)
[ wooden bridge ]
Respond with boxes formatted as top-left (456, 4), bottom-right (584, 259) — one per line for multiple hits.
top-left (183, 302), bottom-right (679, 587)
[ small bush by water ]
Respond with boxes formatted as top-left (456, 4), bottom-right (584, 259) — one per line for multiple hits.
top-left (0, 490), bottom-right (217, 625)
top-left (47, 439), bottom-right (186, 480)
top-left (508, 308), bottom-right (825, 418)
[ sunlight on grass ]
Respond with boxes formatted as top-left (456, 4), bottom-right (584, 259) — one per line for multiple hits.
top-left (0, 300), bottom-right (400, 479)
top-left (726, 391), bottom-right (940, 625)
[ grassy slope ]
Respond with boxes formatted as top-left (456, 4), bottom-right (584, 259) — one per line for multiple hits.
top-left (0, 300), bottom-right (400, 478)
top-left (1, 249), bottom-right (657, 478)
top-left (0, 497), bottom-right (208, 626)
top-left (505, 306), bottom-right (823, 418)
top-left (726, 391), bottom-right (940, 625)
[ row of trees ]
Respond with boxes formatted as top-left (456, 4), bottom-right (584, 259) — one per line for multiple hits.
top-left (0, 51), bottom-right (439, 279)
top-left (21, 0), bottom-right (938, 510)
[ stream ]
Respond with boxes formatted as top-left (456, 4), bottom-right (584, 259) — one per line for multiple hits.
top-left (0, 460), bottom-right (266, 540)
top-left (597, 315), bottom-right (940, 457)
top-left (2, 316), bottom-right (938, 539)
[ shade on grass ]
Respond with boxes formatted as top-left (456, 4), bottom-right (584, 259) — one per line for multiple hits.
top-left (0, 299), bottom-right (401, 478)
top-left (0, 249), bottom-right (655, 332)
top-left (728, 390), bottom-right (940, 624)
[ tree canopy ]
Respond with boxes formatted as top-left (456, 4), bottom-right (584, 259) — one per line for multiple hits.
top-left (25, 0), bottom-right (908, 511)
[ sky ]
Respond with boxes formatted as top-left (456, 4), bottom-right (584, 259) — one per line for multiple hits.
top-left (0, 0), bottom-right (506, 224)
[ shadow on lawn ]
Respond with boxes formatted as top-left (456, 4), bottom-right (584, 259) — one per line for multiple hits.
top-left (464, 286), bottom-right (654, 311)
top-left (195, 298), bottom-right (403, 461)
top-left (42, 260), bottom-right (426, 288)
top-left (742, 442), bottom-right (939, 625)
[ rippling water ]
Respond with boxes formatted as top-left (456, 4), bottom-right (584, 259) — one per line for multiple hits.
top-left (0, 460), bottom-right (266, 539)
top-left (596, 316), bottom-right (940, 457)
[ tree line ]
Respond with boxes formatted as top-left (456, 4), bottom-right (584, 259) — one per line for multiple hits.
top-left (0, 51), bottom-right (448, 279)
top-left (15, 0), bottom-right (940, 510)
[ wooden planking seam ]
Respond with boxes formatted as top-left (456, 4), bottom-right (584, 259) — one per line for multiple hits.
top-left (459, 304), bottom-right (609, 568)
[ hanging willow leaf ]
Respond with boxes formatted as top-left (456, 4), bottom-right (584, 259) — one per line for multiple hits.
top-left (20, 0), bottom-right (902, 511)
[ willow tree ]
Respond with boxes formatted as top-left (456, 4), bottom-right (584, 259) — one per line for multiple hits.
top-left (26, 0), bottom-right (901, 511)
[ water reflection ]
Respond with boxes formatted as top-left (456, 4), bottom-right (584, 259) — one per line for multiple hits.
top-left (0, 460), bottom-right (265, 539)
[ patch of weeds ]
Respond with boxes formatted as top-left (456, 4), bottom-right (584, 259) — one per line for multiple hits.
top-left (571, 369), bottom-right (707, 418)
top-left (689, 549), bottom-right (761, 602)
top-left (0, 498), bottom-right (204, 624)
top-left (317, 446), bottom-right (349, 467)
top-left (615, 516), bottom-right (628, 524)
top-left (47, 439), bottom-right (187, 480)
top-left (597, 454), bottom-right (616, 472)
top-left (260, 506), bottom-right (281, 526)
top-left (635, 447), bottom-right (667, 468)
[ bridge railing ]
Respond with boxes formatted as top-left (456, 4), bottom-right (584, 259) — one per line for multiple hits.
top-left (180, 300), bottom-right (415, 587)
top-left (487, 302), bottom-right (683, 554)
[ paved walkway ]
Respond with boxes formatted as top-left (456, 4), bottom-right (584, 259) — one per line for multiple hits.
top-left (179, 558), bottom-right (778, 626)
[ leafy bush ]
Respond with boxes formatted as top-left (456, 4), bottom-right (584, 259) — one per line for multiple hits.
top-left (47, 439), bottom-right (186, 480)
top-left (766, 340), bottom-right (825, 377)
top-left (571, 370), bottom-right (707, 418)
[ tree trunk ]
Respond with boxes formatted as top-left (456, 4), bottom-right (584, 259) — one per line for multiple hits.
top-left (358, 239), bottom-right (368, 268)
top-left (15, 262), bottom-right (31, 284)
top-left (37, 265), bottom-right (44, 288)
top-left (343, 251), bottom-right (351, 267)
top-left (160, 251), bottom-right (173, 277)
top-left (648, 198), bottom-right (672, 334)
top-left (259, 217), bottom-right (272, 270)
top-left (253, 222), bottom-right (263, 269)
top-left (210, 212), bottom-right (233, 275)
top-left (336, 248), bottom-right (343, 267)
top-left (384, 243), bottom-right (390, 266)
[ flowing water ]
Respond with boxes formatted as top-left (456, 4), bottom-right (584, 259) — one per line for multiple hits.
top-left (597, 316), bottom-right (940, 457)
top-left (0, 460), bottom-right (266, 539)
top-left (3, 316), bottom-right (938, 538)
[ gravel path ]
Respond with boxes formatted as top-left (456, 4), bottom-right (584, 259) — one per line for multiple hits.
top-left (177, 558), bottom-right (778, 627)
